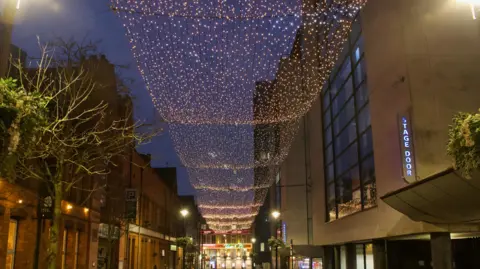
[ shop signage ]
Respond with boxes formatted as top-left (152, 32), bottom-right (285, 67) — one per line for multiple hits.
top-left (171, 245), bottom-right (177, 251)
top-left (125, 188), bottom-right (137, 220)
top-left (282, 222), bottom-right (287, 243)
top-left (201, 229), bottom-right (251, 235)
top-left (203, 243), bottom-right (252, 250)
top-left (40, 195), bottom-right (54, 219)
top-left (225, 243), bottom-right (244, 249)
top-left (399, 115), bottom-right (416, 183)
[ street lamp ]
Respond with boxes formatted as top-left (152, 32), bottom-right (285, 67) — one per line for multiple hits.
top-left (251, 238), bottom-right (256, 268)
top-left (457, 0), bottom-right (480, 19)
top-left (271, 211), bottom-right (281, 269)
top-left (180, 209), bottom-right (189, 269)
top-left (181, 208), bottom-right (189, 217)
top-left (271, 210), bottom-right (280, 220)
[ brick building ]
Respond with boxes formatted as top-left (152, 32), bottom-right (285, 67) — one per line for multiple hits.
top-left (0, 53), bottom-right (139, 269)
top-left (117, 153), bottom-right (184, 269)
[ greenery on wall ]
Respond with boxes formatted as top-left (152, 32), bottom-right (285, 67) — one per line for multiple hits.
top-left (0, 78), bottom-right (50, 181)
top-left (447, 110), bottom-right (480, 178)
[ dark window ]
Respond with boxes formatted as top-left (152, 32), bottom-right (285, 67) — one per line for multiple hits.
top-left (322, 17), bottom-right (376, 221)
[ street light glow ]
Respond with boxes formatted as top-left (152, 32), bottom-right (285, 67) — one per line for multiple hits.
top-left (180, 209), bottom-right (189, 217)
top-left (271, 210), bottom-right (280, 219)
top-left (251, 238), bottom-right (256, 243)
top-left (457, 0), bottom-right (480, 19)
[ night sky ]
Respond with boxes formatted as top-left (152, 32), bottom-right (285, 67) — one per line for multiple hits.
top-left (9, 0), bottom-right (194, 195)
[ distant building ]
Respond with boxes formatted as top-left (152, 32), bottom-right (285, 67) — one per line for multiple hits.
top-left (115, 153), bottom-right (183, 269)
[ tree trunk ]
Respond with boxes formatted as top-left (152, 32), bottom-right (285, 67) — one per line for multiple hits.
top-left (48, 182), bottom-right (63, 269)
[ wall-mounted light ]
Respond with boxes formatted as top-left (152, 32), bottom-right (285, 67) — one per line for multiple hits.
top-left (17, 199), bottom-right (23, 204)
top-left (66, 204), bottom-right (73, 210)
top-left (84, 208), bottom-right (89, 213)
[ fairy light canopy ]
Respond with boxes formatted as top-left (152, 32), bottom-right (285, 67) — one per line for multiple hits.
top-left (112, 0), bottom-right (368, 232)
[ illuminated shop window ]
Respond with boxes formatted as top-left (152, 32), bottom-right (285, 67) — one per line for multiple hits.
top-left (322, 16), bottom-right (376, 221)
top-left (6, 219), bottom-right (18, 269)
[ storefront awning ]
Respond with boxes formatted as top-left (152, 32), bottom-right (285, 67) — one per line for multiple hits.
top-left (381, 168), bottom-right (480, 224)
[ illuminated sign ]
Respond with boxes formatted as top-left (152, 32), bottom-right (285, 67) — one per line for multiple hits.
top-left (400, 115), bottom-right (416, 183)
top-left (203, 244), bottom-right (252, 250)
top-left (282, 222), bottom-right (287, 243)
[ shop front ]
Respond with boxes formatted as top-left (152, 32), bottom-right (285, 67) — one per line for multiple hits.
top-left (202, 243), bottom-right (253, 269)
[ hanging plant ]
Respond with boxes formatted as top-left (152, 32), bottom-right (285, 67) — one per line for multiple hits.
top-left (447, 109), bottom-right (480, 178)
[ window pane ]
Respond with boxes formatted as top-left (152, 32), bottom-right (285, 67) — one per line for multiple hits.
top-left (333, 98), bottom-right (355, 135)
top-left (347, 166), bottom-right (361, 191)
top-left (335, 121), bottom-right (357, 156)
top-left (359, 128), bottom-right (373, 158)
top-left (6, 220), bottom-right (17, 269)
top-left (340, 246), bottom-right (347, 269)
top-left (336, 171), bottom-right (361, 218)
top-left (365, 244), bottom-right (374, 269)
top-left (354, 57), bottom-right (367, 86)
top-left (363, 181), bottom-right (377, 209)
top-left (357, 105), bottom-right (371, 133)
top-left (326, 145), bottom-right (334, 164)
top-left (7, 220), bottom-right (16, 251)
top-left (324, 126), bottom-right (332, 145)
top-left (350, 18), bottom-right (362, 46)
top-left (356, 245), bottom-right (365, 269)
top-left (355, 82), bottom-right (369, 109)
top-left (323, 89), bottom-right (330, 110)
top-left (326, 163), bottom-right (334, 183)
top-left (361, 155), bottom-right (376, 183)
top-left (335, 143), bottom-right (358, 176)
top-left (352, 35), bottom-right (364, 64)
top-left (323, 107), bottom-right (331, 127)
top-left (327, 183), bottom-right (336, 220)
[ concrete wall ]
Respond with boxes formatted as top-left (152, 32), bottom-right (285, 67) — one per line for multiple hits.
top-left (280, 119), bottom-right (309, 245)
top-left (308, 0), bottom-right (480, 246)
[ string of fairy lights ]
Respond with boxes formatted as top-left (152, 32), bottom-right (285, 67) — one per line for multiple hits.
top-left (111, 0), bottom-right (367, 231)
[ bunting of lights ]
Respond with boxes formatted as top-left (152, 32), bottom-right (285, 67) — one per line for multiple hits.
top-left (112, 0), bottom-right (368, 231)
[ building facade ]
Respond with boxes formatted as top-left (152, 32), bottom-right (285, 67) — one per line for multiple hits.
top-left (277, 0), bottom-right (480, 269)
top-left (117, 153), bottom-right (184, 269)
top-left (201, 230), bottom-right (254, 269)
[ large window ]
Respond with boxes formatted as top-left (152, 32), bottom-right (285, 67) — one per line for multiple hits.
top-left (322, 17), bottom-right (376, 221)
top-left (6, 219), bottom-right (17, 269)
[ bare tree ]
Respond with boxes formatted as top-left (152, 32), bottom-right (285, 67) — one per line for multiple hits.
top-left (0, 40), bottom-right (159, 269)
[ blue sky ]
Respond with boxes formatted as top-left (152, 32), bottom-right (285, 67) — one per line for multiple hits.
top-left (9, 0), bottom-right (194, 194)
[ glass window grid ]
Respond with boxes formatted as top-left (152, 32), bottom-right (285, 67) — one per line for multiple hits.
top-left (322, 16), bottom-right (376, 222)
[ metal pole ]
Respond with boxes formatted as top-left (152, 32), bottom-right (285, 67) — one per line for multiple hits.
top-left (183, 217), bottom-right (186, 269)
top-left (0, 0), bottom-right (16, 78)
top-left (275, 219), bottom-right (279, 269)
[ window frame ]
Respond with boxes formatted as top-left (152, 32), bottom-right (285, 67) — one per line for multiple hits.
top-left (322, 15), bottom-right (376, 222)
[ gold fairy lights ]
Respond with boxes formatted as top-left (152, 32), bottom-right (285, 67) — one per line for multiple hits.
top-left (111, 0), bottom-right (367, 231)
top-left (169, 121), bottom-right (299, 169)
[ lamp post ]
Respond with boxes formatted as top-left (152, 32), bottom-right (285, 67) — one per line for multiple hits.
top-left (251, 238), bottom-right (256, 269)
top-left (180, 209), bottom-right (189, 269)
top-left (271, 211), bottom-right (281, 269)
